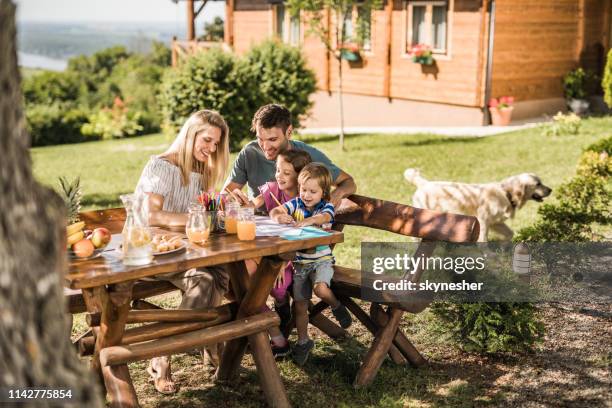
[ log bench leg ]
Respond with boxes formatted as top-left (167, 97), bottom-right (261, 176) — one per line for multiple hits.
top-left (338, 296), bottom-right (406, 365)
top-left (354, 307), bottom-right (403, 388)
top-left (248, 331), bottom-right (291, 408)
top-left (83, 283), bottom-right (138, 408)
top-left (283, 299), bottom-right (347, 340)
top-left (370, 303), bottom-right (426, 367)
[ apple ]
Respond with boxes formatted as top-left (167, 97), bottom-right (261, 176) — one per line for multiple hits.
top-left (91, 227), bottom-right (111, 248)
top-left (72, 239), bottom-right (95, 258)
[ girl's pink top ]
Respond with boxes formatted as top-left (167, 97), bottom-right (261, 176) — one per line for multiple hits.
top-left (258, 181), bottom-right (293, 212)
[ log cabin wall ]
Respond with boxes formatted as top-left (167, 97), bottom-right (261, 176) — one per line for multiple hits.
top-left (491, 0), bottom-right (610, 103)
top-left (232, 0), bottom-right (486, 105)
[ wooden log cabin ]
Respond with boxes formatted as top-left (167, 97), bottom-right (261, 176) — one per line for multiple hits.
top-left (194, 0), bottom-right (612, 126)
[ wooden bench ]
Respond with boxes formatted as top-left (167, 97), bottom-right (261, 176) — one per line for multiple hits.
top-left (308, 194), bottom-right (480, 387)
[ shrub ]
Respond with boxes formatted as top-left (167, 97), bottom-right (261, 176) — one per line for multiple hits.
top-left (158, 48), bottom-right (262, 151)
top-left (543, 112), bottom-right (581, 136)
top-left (242, 40), bottom-right (316, 129)
top-left (22, 70), bottom-right (84, 106)
top-left (26, 103), bottom-right (92, 146)
top-left (515, 142), bottom-right (611, 242)
top-left (67, 46), bottom-right (132, 97)
top-left (81, 97), bottom-right (144, 140)
top-left (563, 68), bottom-right (595, 100)
top-left (585, 135), bottom-right (612, 155)
top-left (431, 302), bottom-right (544, 353)
top-left (603, 49), bottom-right (612, 108)
top-left (159, 41), bottom-right (317, 151)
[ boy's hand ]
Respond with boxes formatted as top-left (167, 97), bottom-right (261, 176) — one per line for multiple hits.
top-left (295, 218), bottom-right (316, 228)
top-left (274, 213), bottom-right (295, 225)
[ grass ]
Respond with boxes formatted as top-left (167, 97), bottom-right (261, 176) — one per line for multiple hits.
top-left (33, 116), bottom-right (612, 269)
top-left (34, 117), bottom-right (612, 407)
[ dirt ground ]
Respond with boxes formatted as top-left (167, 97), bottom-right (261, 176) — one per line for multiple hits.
top-left (112, 300), bottom-right (611, 408)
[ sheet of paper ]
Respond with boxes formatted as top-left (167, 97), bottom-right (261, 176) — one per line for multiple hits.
top-left (255, 215), bottom-right (303, 237)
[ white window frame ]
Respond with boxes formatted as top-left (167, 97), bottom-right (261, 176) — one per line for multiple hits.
top-left (403, 0), bottom-right (452, 60)
top-left (270, 4), bottom-right (302, 46)
top-left (335, 4), bottom-right (374, 54)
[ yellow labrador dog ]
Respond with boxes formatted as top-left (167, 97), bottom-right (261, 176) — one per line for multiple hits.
top-left (404, 169), bottom-right (552, 242)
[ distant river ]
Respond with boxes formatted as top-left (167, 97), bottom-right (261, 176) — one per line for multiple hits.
top-left (18, 52), bottom-right (67, 71)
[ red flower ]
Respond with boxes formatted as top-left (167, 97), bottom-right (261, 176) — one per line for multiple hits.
top-left (489, 96), bottom-right (514, 109)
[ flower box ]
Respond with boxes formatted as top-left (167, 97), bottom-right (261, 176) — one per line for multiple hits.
top-left (488, 96), bottom-right (515, 126)
top-left (409, 44), bottom-right (434, 66)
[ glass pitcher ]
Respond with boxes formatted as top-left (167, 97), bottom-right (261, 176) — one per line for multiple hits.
top-left (120, 193), bottom-right (153, 266)
top-left (237, 207), bottom-right (256, 241)
top-left (186, 203), bottom-right (210, 245)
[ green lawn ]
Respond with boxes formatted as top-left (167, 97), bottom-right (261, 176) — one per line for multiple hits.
top-left (35, 117), bottom-right (612, 407)
top-left (32, 116), bottom-right (612, 269)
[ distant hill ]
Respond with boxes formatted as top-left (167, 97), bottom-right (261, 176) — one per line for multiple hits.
top-left (17, 21), bottom-right (187, 60)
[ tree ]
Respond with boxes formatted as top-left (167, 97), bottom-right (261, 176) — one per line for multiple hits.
top-left (200, 16), bottom-right (225, 42)
top-left (0, 1), bottom-right (102, 405)
top-left (287, 0), bottom-right (381, 150)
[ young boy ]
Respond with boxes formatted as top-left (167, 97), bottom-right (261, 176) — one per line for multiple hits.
top-left (270, 163), bottom-right (352, 365)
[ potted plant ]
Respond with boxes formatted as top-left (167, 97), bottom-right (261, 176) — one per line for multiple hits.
top-left (488, 96), bottom-right (514, 126)
top-left (563, 68), bottom-right (591, 114)
top-left (339, 42), bottom-right (361, 62)
top-left (409, 44), bottom-right (434, 66)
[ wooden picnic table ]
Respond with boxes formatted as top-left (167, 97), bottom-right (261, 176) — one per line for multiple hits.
top-left (67, 222), bottom-right (343, 408)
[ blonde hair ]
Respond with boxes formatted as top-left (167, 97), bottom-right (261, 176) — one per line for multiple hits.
top-left (298, 163), bottom-right (332, 201)
top-left (163, 110), bottom-right (230, 190)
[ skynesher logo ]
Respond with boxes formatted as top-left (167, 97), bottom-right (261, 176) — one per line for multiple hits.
top-left (372, 253), bottom-right (486, 275)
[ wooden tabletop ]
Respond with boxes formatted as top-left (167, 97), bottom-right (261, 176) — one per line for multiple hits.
top-left (66, 229), bottom-right (344, 289)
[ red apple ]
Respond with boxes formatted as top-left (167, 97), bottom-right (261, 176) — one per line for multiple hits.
top-left (91, 227), bottom-right (111, 248)
top-left (72, 239), bottom-right (95, 258)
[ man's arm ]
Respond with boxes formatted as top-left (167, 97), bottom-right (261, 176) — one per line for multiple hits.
top-left (330, 169), bottom-right (356, 209)
top-left (223, 147), bottom-right (251, 205)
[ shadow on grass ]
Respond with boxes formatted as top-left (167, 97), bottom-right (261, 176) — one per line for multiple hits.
top-left (400, 136), bottom-right (483, 148)
top-left (82, 192), bottom-right (126, 209)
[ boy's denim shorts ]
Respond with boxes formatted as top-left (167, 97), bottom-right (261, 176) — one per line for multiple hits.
top-left (292, 260), bottom-right (334, 301)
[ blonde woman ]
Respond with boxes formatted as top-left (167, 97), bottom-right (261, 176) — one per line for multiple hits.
top-left (135, 110), bottom-right (230, 394)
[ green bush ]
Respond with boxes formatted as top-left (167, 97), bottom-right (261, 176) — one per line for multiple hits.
top-left (543, 112), bottom-right (581, 137)
top-left (603, 49), bottom-right (612, 108)
top-left (586, 135), bottom-right (612, 155)
top-left (67, 46), bottom-right (132, 98)
top-left (159, 41), bottom-right (317, 151)
top-left (515, 141), bottom-right (611, 242)
top-left (81, 97), bottom-right (144, 140)
top-left (243, 40), bottom-right (316, 129)
top-left (22, 70), bottom-right (84, 106)
top-left (563, 68), bottom-right (595, 100)
top-left (431, 302), bottom-right (544, 353)
top-left (26, 103), bottom-right (93, 146)
top-left (158, 48), bottom-right (262, 151)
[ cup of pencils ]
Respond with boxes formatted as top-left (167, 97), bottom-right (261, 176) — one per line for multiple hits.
top-left (196, 190), bottom-right (229, 232)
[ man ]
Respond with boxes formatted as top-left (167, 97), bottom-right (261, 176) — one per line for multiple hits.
top-left (225, 104), bottom-right (356, 209)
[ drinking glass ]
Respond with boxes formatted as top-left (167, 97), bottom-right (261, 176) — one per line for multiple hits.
top-left (186, 203), bottom-right (210, 245)
top-left (237, 207), bottom-right (256, 241)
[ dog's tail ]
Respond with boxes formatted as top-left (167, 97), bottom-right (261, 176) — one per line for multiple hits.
top-left (404, 168), bottom-right (428, 188)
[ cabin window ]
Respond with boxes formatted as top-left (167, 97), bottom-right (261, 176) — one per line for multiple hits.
top-left (289, 14), bottom-right (301, 45)
top-left (407, 1), bottom-right (448, 53)
top-left (273, 3), bottom-right (301, 45)
top-left (337, 4), bottom-right (373, 52)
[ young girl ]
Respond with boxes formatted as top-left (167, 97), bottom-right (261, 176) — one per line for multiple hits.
top-left (270, 163), bottom-right (352, 366)
top-left (247, 149), bottom-right (312, 357)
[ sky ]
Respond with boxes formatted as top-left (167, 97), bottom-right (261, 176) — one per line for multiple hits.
top-left (15, 0), bottom-right (224, 23)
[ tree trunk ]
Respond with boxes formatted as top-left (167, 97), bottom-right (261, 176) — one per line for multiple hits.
top-left (338, 56), bottom-right (346, 151)
top-left (0, 1), bottom-right (103, 406)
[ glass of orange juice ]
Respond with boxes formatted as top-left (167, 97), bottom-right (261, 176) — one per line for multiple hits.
top-left (186, 203), bottom-right (210, 245)
top-left (237, 207), bottom-right (256, 241)
top-left (224, 200), bottom-right (240, 234)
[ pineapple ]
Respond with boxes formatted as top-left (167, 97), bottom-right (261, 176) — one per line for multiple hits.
top-left (58, 176), bottom-right (82, 225)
